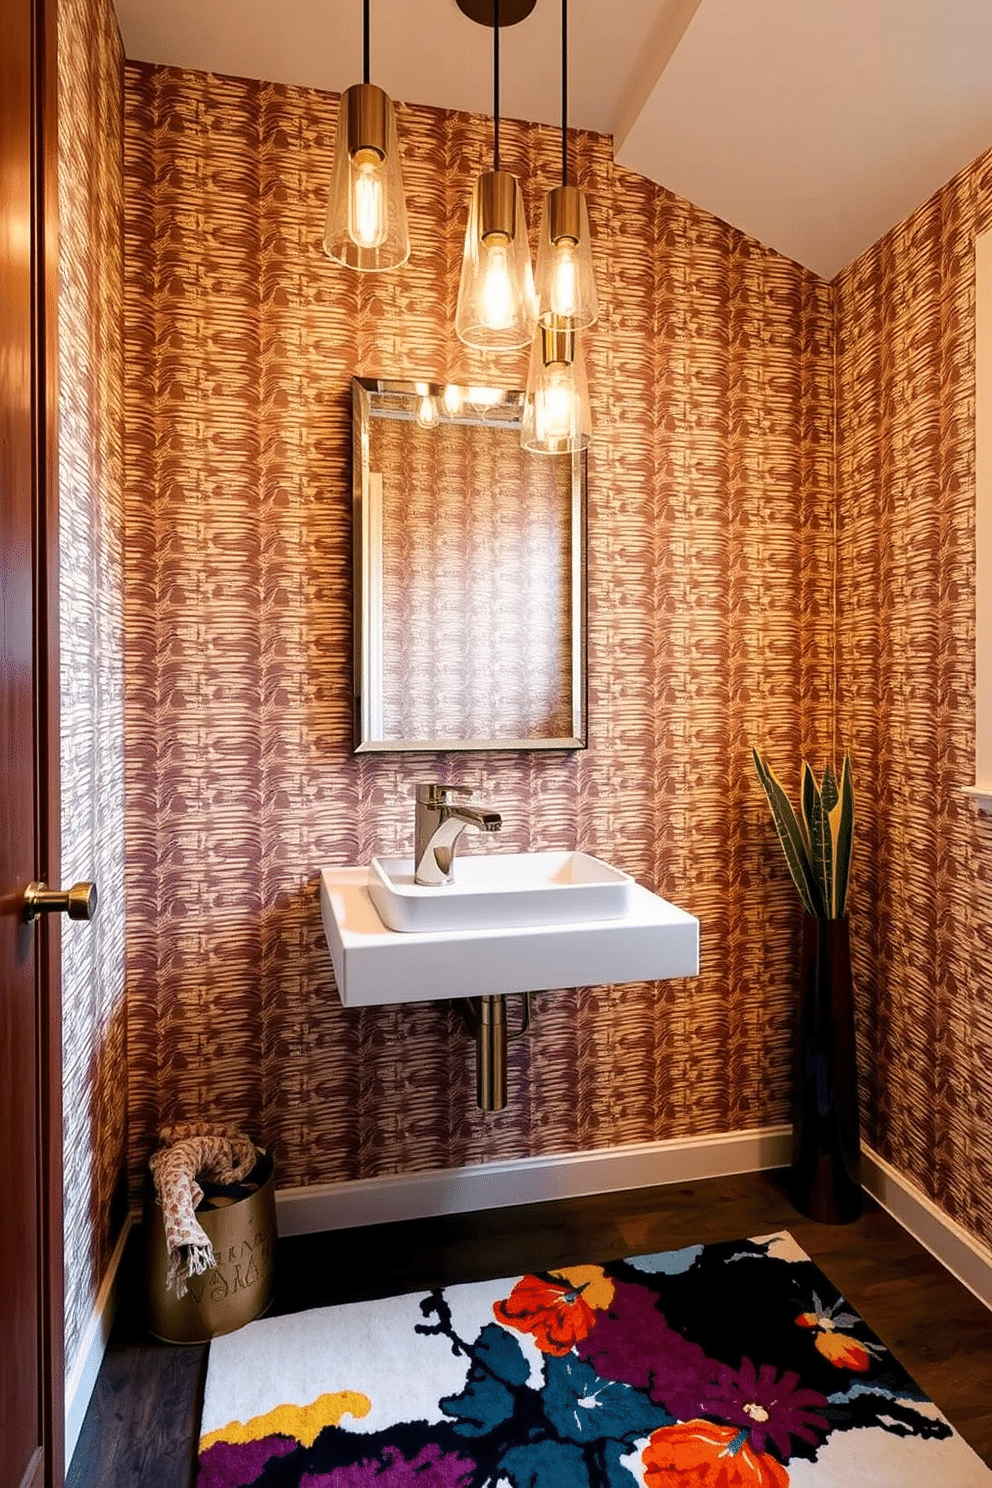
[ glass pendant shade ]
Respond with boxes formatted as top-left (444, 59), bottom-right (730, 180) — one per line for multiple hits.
top-left (324, 82), bottom-right (410, 271)
top-left (535, 184), bottom-right (598, 330)
top-left (521, 320), bottom-right (591, 454)
top-left (456, 171), bottom-right (537, 350)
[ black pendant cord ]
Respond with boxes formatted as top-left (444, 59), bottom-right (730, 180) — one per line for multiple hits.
top-left (493, 0), bottom-right (501, 170)
top-left (363, 0), bottom-right (370, 83)
top-left (561, 0), bottom-right (568, 186)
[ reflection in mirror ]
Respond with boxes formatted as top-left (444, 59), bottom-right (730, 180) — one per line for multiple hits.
top-left (353, 378), bottom-right (586, 753)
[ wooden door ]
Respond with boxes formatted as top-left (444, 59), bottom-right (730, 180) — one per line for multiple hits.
top-left (0, 0), bottom-right (63, 1484)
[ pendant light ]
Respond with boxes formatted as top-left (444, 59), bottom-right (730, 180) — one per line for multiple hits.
top-left (521, 317), bottom-right (591, 454)
top-left (534, 0), bottom-right (598, 329)
top-left (455, 0), bottom-right (537, 351)
top-left (323, 0), bottom-right (410, 271)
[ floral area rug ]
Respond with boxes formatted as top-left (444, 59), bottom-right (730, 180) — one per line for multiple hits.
top-left (197, 1230), bottom-right (991, 1487)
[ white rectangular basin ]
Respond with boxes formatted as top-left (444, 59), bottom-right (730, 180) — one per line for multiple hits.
top-left (368, 850), bottom-right (632, 933)
top-left (320, 866), bottom-right (700, 1008)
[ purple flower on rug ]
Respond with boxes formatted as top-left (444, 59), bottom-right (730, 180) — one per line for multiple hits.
top-left (575, 1277), bottom-right (719, 1420)
top-left (696, 1358), bottom-right (829, 1460)
top-left (198, 1434), bottom-right (297, 1488)
top-left (300, 1443), bottom-right (475, 1487)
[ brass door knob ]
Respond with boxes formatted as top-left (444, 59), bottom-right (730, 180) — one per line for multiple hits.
top-left (23, 881), bottom-right (98, 922)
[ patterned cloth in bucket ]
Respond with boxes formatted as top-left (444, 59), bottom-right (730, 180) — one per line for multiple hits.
top-left (149, 1123), bottom-right (260, 1296)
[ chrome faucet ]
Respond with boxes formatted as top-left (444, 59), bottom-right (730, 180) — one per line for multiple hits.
top-left (414, 783), bottom-right (502, 886)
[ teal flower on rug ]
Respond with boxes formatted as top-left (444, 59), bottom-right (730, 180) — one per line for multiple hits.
top-left (196, 1231), bottom-right (992, 1487)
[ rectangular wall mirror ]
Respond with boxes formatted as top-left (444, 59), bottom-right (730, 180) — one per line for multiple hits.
top-left (352, 377), bottom-right (587, 753)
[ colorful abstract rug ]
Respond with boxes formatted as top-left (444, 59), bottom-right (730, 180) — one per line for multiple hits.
top-left (197, 1231), bottom-right (991, 1487)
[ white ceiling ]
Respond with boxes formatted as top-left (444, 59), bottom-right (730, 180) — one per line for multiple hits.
top-left (113, 0), bottom-right (992, 279)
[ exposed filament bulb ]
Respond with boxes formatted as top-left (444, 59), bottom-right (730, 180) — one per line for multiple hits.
top-left (535, 363), bottom-right (576, 443)
top-left (349, 150), bottom-right (387, 249)
top-left (550, 239), bottom-right (579, 320)
top-left (480, 236), bottom-right (514, 329)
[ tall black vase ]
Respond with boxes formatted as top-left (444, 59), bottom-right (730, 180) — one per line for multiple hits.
top-left (791, 914), bottom-right (862, 1224)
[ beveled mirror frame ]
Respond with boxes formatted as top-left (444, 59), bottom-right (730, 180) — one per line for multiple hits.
top-left (352, 376), bottom-right (587, 753)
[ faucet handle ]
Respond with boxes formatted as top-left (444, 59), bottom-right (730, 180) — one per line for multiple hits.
top-left (415, 783), bottom-right (473, 805)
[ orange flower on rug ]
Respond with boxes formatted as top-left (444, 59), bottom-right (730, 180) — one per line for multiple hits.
top-left (795, 1292), bottom-right (884, 1373)
top-left (493, 1264), bottom-right (615, 1355)
top-left (643, 1419), bottom-right (791, 1487)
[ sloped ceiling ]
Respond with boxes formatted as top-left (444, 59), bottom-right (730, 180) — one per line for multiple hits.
top-left (114, 0), bottom-right (992, 278)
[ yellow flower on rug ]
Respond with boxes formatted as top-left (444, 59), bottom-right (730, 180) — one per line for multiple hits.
top-left (554, 1264), bottom-right (615, 1311)
top-left (199, 1388), bottom-right (371, 1452)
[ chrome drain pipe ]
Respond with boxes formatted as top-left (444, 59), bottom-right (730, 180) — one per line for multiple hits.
top-left (477, 995), bottom-right (507, 1111)
top-left (460, 993), bottom-right (531, 1112)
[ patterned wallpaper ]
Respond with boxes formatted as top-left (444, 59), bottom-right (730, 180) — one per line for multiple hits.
top-left (57, 0), bottom-right (127, 1390)
top-left (835, 148), bottom-right (992, 1248)
top-left (121, 64), bottom-right (835, 1198)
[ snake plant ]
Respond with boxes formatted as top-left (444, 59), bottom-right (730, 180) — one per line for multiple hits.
top-left (752, 749), bottom-right (855, 919)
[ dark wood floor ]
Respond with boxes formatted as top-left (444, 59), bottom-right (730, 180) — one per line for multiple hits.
top-left (66, 1168), bottom-right (992, 1487)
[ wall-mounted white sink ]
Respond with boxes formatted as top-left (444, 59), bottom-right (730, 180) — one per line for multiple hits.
top-left (320, 863), bottom-right (699, 1008)
top-left (368, 850), bottom-right (632, 933)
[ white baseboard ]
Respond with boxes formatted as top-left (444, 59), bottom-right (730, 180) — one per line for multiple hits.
top-left (274, 1126), bottom-right (794, 1236)
top-left (276, 1137), bottom-right (992, 1317)
top-left (64, 1212), bottom-right (134, 1473)
top-left (861, 1145), bottom-right (992, 1312)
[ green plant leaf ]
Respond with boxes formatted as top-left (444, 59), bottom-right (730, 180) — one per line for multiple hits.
top-left (830, 755), bottom-right (856, 917)
top-left (805, 760), bottom-right (833, 918)
top-left (801, 762), bottom-right (818, 852)
top-left (820, 763), bottom-right (839, 813)
top-left (753, 750), bottom-right (825, 917)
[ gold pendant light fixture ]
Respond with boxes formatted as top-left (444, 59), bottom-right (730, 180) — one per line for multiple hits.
top-left (523, 0), bottom-right (593, 453)
top-left (455, 0), bottom-right (538, 351)
top-left (521, 317), bottom-right (591, 453)
top-left (324, 0), bottom-right (410, 271)
top-left (534, 0), bottom-right (598, 330)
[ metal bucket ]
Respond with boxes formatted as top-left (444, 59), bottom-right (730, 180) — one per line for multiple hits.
top-left (144, 1151), bottom-right (276, 1343)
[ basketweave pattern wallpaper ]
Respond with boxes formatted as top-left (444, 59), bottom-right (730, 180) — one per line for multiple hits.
top-left (834, 154), bottom-right (992, 1241)
top-left (120, 64), bottom-right (835, 1199)
top-left (58, 0), bottom-right (128, 1391)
